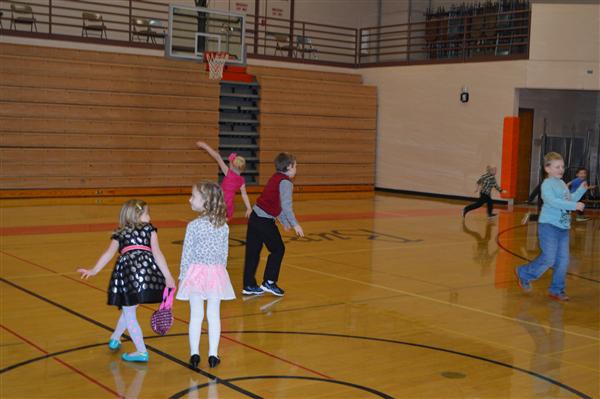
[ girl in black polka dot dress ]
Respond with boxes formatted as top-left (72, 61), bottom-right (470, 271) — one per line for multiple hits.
top-left (78, 199), bottom-right (176, 363)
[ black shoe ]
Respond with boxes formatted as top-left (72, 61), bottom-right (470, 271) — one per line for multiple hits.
top-left (208, 355), bottom-right (221, 368)
top-left (260, 281), bottom-right (285, 296)
top-left (189, 354), bottom-right (200, 370)
top-left (487, 213), bottom-right (497, 218)
top-left (242, 285), bottom-right (264, 295)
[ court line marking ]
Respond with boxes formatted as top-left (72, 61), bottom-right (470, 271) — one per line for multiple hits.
top-left (495, 223), bottom-right (600, 283)
top-left (170, 375), bottom-right (394, 399)
top-left (0, 277), bottom-right (262, 399)
top-left (3, 271), bottom-right (81, 279)
top-left (0, 324), bottom-right (124, 398)
top-left (284, 255), bottom-right (600, 372)
top-left (0, 250), bottom-right (334, 380)
top-left (215, 293), bottom-right (600, 373)
top-left (283, 262), bottom-right (599, 341)
top-left (2, 331), bottom-right (591, 399)
top-left (0, 207), bottom-right (463, 236)
top-left (220, 331), bottom-right (592, 399)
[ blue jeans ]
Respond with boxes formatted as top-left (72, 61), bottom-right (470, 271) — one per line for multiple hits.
top-left (517, 223), bottom-right (570, 295)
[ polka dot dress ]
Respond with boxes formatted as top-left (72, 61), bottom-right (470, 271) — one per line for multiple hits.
top-left (107, 223), bottom-right (165, 307)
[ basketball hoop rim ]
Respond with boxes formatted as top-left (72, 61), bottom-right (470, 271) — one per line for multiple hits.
top-left (204, 51), bottom-right (230, 61)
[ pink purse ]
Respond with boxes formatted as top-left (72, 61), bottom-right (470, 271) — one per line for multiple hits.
top-left (150, 287), bottom-right (175, 335)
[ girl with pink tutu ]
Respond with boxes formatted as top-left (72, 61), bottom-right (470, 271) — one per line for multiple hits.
top-left (177, 181), bottom-right (235, 369)
top-left (196, 140), bottom-right (252, 220)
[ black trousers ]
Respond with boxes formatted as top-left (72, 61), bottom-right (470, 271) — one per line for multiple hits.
top-left (243, 211), bottom-right (285, 287)
top-left (464, 193), bottom-right (494, 216)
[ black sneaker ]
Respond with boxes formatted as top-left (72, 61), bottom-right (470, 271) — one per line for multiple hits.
top-left (487, 213), bottom-right (497, 218)
top-left (242, 285), bottom-right (264, 295)
top-left (260, 281), bottom-right (285, 296)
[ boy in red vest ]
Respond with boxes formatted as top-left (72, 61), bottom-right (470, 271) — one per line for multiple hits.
top-left (242, 153), bottom-right (304, 296)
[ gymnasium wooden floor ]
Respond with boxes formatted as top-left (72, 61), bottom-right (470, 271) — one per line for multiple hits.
top-left (1, 193), bottom-right (598, 398)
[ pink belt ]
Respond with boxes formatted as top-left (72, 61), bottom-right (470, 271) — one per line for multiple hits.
top-left (121, 245), bottom-right (152, 255)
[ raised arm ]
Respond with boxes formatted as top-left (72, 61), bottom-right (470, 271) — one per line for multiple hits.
top-left (77, 239), bottom-right (119, 279)
top-left (150, 232), bottom-right (176, 288)
top-left (541, 182), bottom-right (579, 211)
top-left (570, 182), bottom-right (589, 202)
top-left (196, 140), bottom-right (228, 175)
top-left (240, 185), bottom-right (252, 218)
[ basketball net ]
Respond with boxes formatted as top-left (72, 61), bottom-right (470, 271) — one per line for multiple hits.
top-left (205, 51), bottom-right (228, 80)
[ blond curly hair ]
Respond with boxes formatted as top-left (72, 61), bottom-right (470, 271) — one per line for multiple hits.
top-left (194, 181), bottom-right (227, 227)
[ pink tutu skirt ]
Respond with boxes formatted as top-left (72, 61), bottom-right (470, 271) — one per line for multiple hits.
top-left (176, 264), bottom-right (236, 301)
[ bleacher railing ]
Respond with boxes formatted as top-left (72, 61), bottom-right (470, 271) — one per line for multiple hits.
top-left (359, 8), bottom-right (530, 66)
top-left (0, 1), bottom-right (530, 67)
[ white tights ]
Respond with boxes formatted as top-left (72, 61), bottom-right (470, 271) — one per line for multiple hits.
top-left (189, 295), bottom-right (221, 357)
top-left (111, 305), bottom-right (146, 354)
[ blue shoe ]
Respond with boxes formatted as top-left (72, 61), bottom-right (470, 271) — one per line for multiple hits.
top-left (121, 352), bottom-right (149, 363)
top-left (108, 339), bottom-right (121, 351)
top-left (242, 285), bottom-right (264, 295)
top-left (260, 281), bottom-right (285, 297)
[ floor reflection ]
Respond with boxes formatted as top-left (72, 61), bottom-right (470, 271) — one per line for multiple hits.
top-left (462, 219), bottom-right (498, 276)
top-left (109, 360), bottom-right (147, 399)
top-left (515, 301), bottom-right (565, 398)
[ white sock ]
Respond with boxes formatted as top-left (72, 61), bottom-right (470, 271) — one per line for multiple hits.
top-left (206, 299), bottom-right (221, 357)
top-left (122, 306), bottom-right (146, 353)
top-left (111, 313), bottom-right (127, 341)
top-left (189, 294), bottom-right (205, 356)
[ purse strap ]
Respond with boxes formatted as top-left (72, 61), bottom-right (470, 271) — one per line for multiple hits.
top-left (159, 287), bottom-right (175, 310)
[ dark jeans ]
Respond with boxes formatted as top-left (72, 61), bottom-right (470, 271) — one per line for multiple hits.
top-left (243, 211), bottom-right (285, 287)
top-left (464, 193), bottom-right (494, 216)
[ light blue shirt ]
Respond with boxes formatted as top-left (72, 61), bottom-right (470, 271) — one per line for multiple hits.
top-left (539, 177), bottom-right (586, 230)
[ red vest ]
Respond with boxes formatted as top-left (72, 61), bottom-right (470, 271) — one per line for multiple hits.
top-left (256, 173), bottom-right (291, 217)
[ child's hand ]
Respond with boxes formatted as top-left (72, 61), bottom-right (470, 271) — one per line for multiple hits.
top-left (245, 208), bottom-right (252, 218)
top-left (77, 268), bottom-right (97, 279)
top-left (165, 275), bottom-right (176, 289)
top-left (293, 225), bottom-right (304, 237)
top-left (196, 140), bottom-right (207, 148)
top-left (580, 182), bottom-right (589, 190)
top-left (575, 202), bottom-right (585, 211)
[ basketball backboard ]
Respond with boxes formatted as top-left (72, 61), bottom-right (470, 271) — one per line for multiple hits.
top-left (166, 5), bottom-right (246, 65)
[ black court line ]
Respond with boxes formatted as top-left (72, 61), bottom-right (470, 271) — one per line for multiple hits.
top-left (3, 329), bottom-right (592, 399)
top-left (0, 342), bottom-right (108, 374)
top-left (169, 375), bottom-right (395, 399)
top-left (0, 277), bottom-right (260, 399)
top-left (496, 224), bottom-right (600, 283)
top-left (223, 331), bottom-right (593, 399)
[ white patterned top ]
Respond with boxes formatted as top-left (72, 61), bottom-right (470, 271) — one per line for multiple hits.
top-left (179, 217), bottom-right (229, 281)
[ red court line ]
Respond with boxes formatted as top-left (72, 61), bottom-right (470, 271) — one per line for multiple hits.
top-left (0, 207), bottom-right (462, 236)
top-left (0, 250), bottom-right (334, 379)
top-left (0, 324), bottom-right (124, 398)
